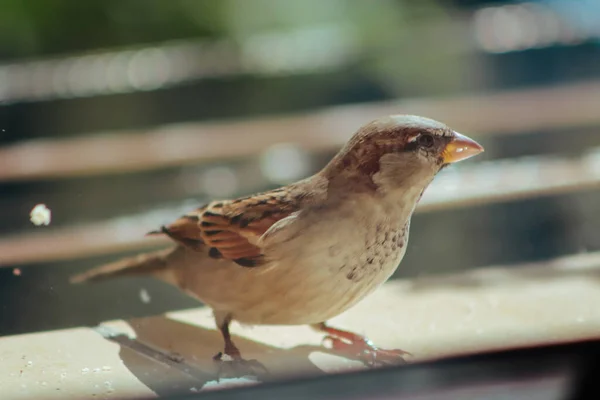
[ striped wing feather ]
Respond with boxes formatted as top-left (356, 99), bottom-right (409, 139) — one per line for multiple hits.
top-left (148, 189), bottom-right (298, 267)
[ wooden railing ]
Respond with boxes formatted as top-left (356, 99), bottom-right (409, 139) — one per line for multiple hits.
top-left (1, 80), bottom-right (600, 182)
top-left (1, 149), bottom-right (599, 267)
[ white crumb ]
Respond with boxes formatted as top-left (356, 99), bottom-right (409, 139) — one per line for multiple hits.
top-left (81, 368), bottom-right (90, 374)
top-left (102, 366), bottom-right (112, 371)
top-left (29, 204), bottom-right (51, 226)
top-left (139, 288), bottom-right (151, 304)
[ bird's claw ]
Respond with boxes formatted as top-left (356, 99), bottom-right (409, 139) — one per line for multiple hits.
top-left (322, 335), bottom-right (411, 367)
top-left (212, 352), bottom-right (269, 380)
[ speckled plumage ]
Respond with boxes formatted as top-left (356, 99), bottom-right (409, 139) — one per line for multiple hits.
top-left (71, 115), bottom-right (484, 368)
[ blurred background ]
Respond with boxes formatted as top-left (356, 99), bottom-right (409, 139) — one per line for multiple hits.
top-left (1, 0), bottom-right (600, 342)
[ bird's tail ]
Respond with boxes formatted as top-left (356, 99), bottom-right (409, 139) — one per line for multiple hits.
top-left (70, 247), bottom-right (178, 284)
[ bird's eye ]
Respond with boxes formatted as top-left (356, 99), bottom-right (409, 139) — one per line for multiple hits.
top-left (417, 134), bottom-right (434, 148)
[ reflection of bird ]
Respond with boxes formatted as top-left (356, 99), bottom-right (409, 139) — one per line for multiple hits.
top-left (71, 115), bottom-right (484, 371)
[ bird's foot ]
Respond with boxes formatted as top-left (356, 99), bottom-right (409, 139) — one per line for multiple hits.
top-left (212, 351), bottom-right (269, 380)
top-left (322, 329), bottom-right (411, 367)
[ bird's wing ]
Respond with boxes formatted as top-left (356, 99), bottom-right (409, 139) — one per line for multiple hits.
top-left (148, 188), bottom-right (300, 267)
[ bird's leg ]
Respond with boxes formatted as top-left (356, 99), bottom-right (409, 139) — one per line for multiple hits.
top-left (212, 315), bottom-right (268, 379)
top-left (312, 322), bottom-right (411, 366)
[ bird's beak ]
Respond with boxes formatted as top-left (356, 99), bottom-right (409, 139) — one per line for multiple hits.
top-left (442, 132), bottom-right (484, 164)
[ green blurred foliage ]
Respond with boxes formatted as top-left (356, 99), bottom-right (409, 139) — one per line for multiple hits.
top-left (0, 0), bottom-right (466, 96)
top-left (0, 0), bottom-right (226, 58)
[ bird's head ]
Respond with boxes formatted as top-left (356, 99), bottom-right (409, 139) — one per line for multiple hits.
top-left (324, 115), bottom-right (484, 196)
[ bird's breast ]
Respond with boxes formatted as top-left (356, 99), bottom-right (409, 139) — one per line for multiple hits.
top-left (175, 200), bottom-right (412, 325)
top-left (230, 202), bottom-right (411, 324)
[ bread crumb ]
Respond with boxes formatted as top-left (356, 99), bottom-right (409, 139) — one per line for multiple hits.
top-left (30, 204), bottom-right (51, 226)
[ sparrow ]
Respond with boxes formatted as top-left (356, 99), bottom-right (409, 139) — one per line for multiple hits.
top-left (71, 115), bottom-right (484, 373)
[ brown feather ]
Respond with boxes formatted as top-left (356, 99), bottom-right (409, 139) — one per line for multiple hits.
top-left (70, 247), bottom-right (177, 283)
top-left (148, 190), bottom-right (300, 267)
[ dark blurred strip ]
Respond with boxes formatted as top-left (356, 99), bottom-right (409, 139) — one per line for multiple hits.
top-left (1, 150), bottom-right (599, 267)
top-left (1, 80), bottom-right (600, 182)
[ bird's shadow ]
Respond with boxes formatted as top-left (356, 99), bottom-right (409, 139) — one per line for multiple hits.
top-left (97, 314), bottom-right (361, 396)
